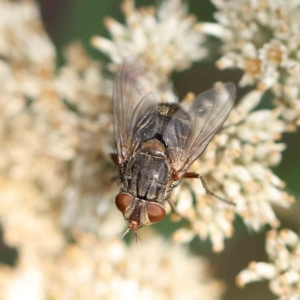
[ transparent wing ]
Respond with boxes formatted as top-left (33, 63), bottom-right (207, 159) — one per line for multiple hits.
top-left (163, 82), bottom-right (236, 173)
top-left (113, 57), bottom-right (158, 164)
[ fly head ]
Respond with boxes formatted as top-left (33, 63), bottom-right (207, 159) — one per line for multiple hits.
top-left (115, 193), bottom-right (166, 239)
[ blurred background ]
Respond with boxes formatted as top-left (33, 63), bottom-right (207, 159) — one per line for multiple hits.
top-left (1, 1), bottom-right (299, 299)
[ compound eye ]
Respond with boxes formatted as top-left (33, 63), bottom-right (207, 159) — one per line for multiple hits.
top-left (115, 193), bottom-right (132, 213)
top-left (147, 203), bottom-right (166, 223)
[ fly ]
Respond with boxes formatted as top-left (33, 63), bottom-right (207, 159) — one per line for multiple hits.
top-left (111, 57), bottom-right (236, 241)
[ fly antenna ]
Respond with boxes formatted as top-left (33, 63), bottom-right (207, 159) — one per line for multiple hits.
top-left (134, 231), bottom-right (141, 243)
top-left (120, 221), bottom-right (140, 240)
top-left (121, 227), bottom-right (130, 239)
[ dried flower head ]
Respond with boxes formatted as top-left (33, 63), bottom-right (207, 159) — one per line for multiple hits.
top-left (237, 228), bottom-right (300, 300)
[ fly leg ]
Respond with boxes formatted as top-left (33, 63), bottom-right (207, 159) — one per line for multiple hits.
top-left (167, 198), bottom-right (179, 214)
top-left (184, 172), bottom-right (235, 206)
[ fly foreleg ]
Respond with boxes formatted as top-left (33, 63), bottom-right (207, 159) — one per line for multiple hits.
top-left (184, 172), bottom-right (236, 206)
top-left (167, 198), bottom-right (178, 214)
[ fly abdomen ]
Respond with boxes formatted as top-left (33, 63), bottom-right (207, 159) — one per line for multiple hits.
top-left (125, 139), bottom-right (170, 201)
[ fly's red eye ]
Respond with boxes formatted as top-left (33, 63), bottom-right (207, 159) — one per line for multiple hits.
top-left (147, 203), bottom-right (166, 223)
top-left (115, 193), bottom-right (132, 212)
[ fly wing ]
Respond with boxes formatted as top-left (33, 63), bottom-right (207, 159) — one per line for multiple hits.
top-left (113, 57), bottom-right (158, 164)
top-left (163, 82), bottom-right (236, 174)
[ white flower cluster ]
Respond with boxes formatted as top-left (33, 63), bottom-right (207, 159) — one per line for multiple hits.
top-left (173, 90), bottom-right (294, 252)
top-left (49, 232), bottom-right (224, 300)
top-left (237, 229), bottom-right (300, 300)
top-left (0, 0), bottom-right (298, 298)
top-left (55, 43), bottom-right (118, 234)
top-left (92, 0), bottom-right (206, 95)
top-left (91, 0), bottom-right (294, 253)
top-left (0, 0), bottom-right (55, 66)
top-left (0, 0), bottom-right (72, 200)
top-left (201, 0), bottom-right (300, 126)
top-left (0, 0), bottom-right (225, 298)
top-left (0, 179), bottom-right (224, 300)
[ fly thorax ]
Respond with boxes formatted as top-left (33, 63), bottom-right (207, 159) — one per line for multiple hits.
top-left (140, 139), bottom-right (166, 157)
